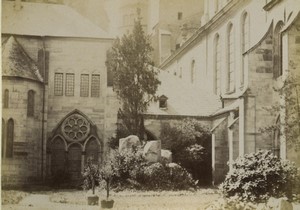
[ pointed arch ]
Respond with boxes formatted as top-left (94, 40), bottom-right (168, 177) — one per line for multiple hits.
top-left (48, 134), bottom-right (68, 151)
top-left (227, 22), bottom-right (235, 92)
top-left (191, 59), bottom-right (195, 83)
top-left (273, 21), bottom-right (284, 78)
top-left (3, 89), bottom-right (9, 108)
top-left (6, 118), bottom-right (14, 158)
top-left (241, 11), bottom-right (250, 86)
top-left (214, 33), bottom-right (221, 95)
top-left (27, 90), bottom-right (35, 117)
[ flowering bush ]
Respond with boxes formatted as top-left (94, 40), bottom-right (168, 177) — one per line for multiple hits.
top-left (220, 150), bottom-right (299, 202)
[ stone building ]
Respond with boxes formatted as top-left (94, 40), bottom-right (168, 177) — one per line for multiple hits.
top-left (145, 0), bottom-right (300, 184)
top-left (1, 0), bottom-right (118, 186)
top-left (116, 0), bottom-right (205, 66)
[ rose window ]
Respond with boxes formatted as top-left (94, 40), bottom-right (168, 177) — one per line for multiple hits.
top-left (62, 114), bottom-right (90, 142)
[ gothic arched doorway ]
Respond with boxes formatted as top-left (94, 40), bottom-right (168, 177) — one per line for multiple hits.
top-left (47, 110), bottom-right (103, 184)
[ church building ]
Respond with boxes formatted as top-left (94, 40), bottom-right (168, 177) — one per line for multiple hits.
top-left (2, 0), bottom-right (119, 186)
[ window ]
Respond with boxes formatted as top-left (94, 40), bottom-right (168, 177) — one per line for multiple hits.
top-left (214, 34), bottom-right (221, 95)
top-left (65, 73), bottom-right (75, 96)
top-left (191, 60), bottom-right (195, 83)
top-left (27, 90), bottom-right (35, 117)
top-left (3, 89), bottom-right (9, 108)
top-left (159, 95), bottom-right (168, 109)
top-left (273, 21), bottom-right (284, 78)
top-left (227, 23), bottom-right (235, 92)
top-left (91, 74), bottom-right (100, 97)
top-left (178, 12), bottom-right (183, 20)
top-left (107, 69), bottom-right (114, 87)
top-left (2, 119), bottom-right (5, 158)
top-left (241, 12), bottom-right (249, 85)
top-left (6, 119), bottom-right (14, 158)
top-left (80, 74), bottom-right (89, 97)
top-left (54, 73), bottom-right (63, 96)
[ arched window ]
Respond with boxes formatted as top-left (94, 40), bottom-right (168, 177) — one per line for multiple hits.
top-left (191, 60), bottom-right (195, 83)
top-left (273, 21), bottom-right (284, 78)
top-left (3, 89), bottom-right (9, 108)
top-left (227, 23), bottom-right (235, 92)
top-left (214, 34), bottom-right (221, 95)
top-left (6, 119), bottom-right (14, 158)
top-left (2, 119), bottom-right (5, 158)
top-left (241, 12), bottom-right (249, 86)
top-left (27, 90), bottom-right (35, 117)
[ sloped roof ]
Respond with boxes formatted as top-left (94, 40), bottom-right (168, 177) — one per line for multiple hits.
top-left (2, 1), bottom-right (112, 39)
top-left (145, 70), bottom-right (221, 117)
top-left (2, 36), bottom-right (43, 82)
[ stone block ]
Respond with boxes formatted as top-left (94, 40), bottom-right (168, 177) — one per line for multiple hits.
top-left (161, 149), bottom-right (172, 163)
top-left (119, 135), bottom-right (141, 152)
top-left (143, 140), bottom-right (161, 163)
top-left (267, 197), bottom-right (293, 210)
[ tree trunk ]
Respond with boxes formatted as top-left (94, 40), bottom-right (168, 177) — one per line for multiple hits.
top-left (106, 179), bottom-right (110, 200)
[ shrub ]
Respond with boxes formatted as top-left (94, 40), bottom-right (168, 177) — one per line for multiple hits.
top-left (160, 119), bottom-right (212, 185)
top-left (113, 149), bottom-right (147, 188)
top-left (82, 157), bottom-right (100, 194)
top-left (140, 162), bottom-right (196, 190)
top-left (220, 150), bottom-right (299, 202)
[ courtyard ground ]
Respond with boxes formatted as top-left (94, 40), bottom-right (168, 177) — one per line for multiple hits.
top-left (1, 188), bottom-right (220, 210)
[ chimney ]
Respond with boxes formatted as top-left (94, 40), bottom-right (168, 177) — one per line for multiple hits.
top-left (14, 0), bottom-right (22, 11)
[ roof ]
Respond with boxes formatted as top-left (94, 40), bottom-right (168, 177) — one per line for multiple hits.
top-left (2, 1), bottom-right (112, 39)
top-left (2, 36), bottom-right (43, 82)
top-left (145, 69), bottom-right (221, 117)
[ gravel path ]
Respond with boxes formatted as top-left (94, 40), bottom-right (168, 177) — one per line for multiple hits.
top-left (2, 190), bottom-right (220, 210)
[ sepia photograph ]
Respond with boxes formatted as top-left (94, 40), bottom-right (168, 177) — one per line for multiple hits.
top-left (1, 0), bottom-right (300, 209)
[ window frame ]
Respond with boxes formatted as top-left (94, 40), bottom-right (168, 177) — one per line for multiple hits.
top-left (80, 74), bottom-right (89, 97)
top-left (65, 73), bottom-right (75, 96)
top-left (54, 73), bottom-right (64, 96)
top-left (91, 74), bottom-right (100, 97)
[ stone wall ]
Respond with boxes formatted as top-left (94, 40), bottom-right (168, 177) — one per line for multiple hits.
top-left (212, 115), bottom-right (229, 185)
top-left (45, 37), bottom-right (117, 149)
top-left (2, 79), bottom-right (44, 186)
top-left (246, 24), bottom-right (275, 154)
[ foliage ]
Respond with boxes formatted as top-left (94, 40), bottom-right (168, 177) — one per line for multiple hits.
top-left (113, 149), bottom-right (147, 188)
top-left (106, 16), bottom-right (160, 138)
top-left (98, 152), bottom-right (120, 200)
top-left (220, 150), bottom-right (299, 202)
top-left (82, 157), bottom-right (100, 194)
top-left (138, 162), bottom-right (196, 191)
top-left (260, 61), bottom-right (300, 149)
top-left (160, 119), bottom-right (212, 185)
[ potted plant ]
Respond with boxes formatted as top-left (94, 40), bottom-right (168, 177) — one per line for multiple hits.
top-left (99, 154), bottom-right (119, 209)
top-left (82, 157), bottom-right (100, 205)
